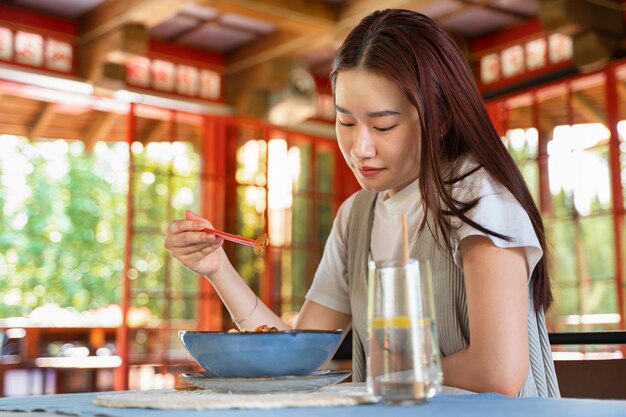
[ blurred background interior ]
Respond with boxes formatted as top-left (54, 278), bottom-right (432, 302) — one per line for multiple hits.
top-left (1, 0), bottom-right (626, 400)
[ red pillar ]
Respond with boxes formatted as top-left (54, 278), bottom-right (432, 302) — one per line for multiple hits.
top-left (115, 102), bottom-right (134, 390)
top-left (197, 115), bottom-right (226, 331)
top-left (605, 65), bottom-right (625, 330)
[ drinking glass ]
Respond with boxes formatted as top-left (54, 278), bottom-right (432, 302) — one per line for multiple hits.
top-left (367, 258), bottom-right (442, 404)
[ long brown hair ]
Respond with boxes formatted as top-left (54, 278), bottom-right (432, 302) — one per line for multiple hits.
top-left (330, 9), bottom-right (552, 312)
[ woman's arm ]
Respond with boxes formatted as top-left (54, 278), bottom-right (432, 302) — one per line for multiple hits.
top-left (441, 235), bottom-right (529, 396)
top-left (165, 211), bottom-right (350, 332)
top-left (164, 211), bottom-right (287, 330)
top-left (206, 257), bottom-right (290, 331)
top-left (296, 300), bottom-right (352, 331)
top-left (296, 300), bottom-right (352, 369)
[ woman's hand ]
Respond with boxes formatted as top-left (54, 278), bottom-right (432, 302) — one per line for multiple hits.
top-left (164, 210), bottom-right (225, 278)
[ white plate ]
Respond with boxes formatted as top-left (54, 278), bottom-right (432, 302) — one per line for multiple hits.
top-left (180, 370), bottom-right (352, 394)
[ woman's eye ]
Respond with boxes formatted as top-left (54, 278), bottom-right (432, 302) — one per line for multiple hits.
top-left (374, 125), bottom-right (397, 132)
top-left (338, 120), bottom-right (355, 127)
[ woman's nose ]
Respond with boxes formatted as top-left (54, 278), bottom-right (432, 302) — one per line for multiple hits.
top-left (351, 127), bottom-right (375, 159)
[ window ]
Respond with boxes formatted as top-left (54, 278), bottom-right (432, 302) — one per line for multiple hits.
top-left (228, 124), bottom-right (345, 324)
top-left (128, 106), bottom-right (203, 367)
top-left (497, 71), bottom-right (624, 339)
top-left (0, 136), bottom-right (128, 318)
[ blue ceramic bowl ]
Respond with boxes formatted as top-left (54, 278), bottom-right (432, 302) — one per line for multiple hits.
top-left (179, 330), bottom-right (344, 378)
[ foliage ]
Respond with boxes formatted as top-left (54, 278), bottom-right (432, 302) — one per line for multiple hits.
top-left (0, 138), bottom-right (127, 317)
top-left (511, 136), bottom-right (618, 330)
top-left (0, 137), bottom-right (200, 322)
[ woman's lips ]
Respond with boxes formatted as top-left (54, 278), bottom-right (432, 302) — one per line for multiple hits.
top-left (358, 166), bottom-right (383, 178)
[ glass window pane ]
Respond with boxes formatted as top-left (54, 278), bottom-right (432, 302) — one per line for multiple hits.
top-left (280, 249), bottom-right (293, 315)
top-left (317, 147), bottom-right (334, 194)
top-left (133, 171), bottom-right (169, 229)
top-left (169, 257), bottom-right (198, 293)
top-left (229, 125), bottom-right (343, 328)
top-left (267, 246), bottom-right (282, 310)
top-left (517, 159), bottom-right (539, 204)
top-left (546, 219), bottom-right (578, 284)
top-left (171, 176), bottom-right (200, 219)
top-left (0, 137), bottom-right (127, 317)
top-left (131, 234), bottom-right (166, 292)
top-left (130, 296), bottom-right (164, 323)
top-left (579, 215), bottom-right (615, 280)
top-left (236, 244), bottom-right (264, 292)
top-left (236, 139), bottom-right (266, 186)
top-left (548, 130), bottom-right (611, 217)
top-left (171, 142), bottom-right (201, 177)
top-left (236, 185), bottom-right (266, 238)
top-left (317, 200), bottom-right (332, 244)
top-left (505, 127), bottom-right (538, 160)
top-left (129, 329), bottom-right (155, 355)
top-left (552, 284), bottom-right (579, 317)
top-left (291, 248), bottom-right (310, 310)
top-left (291, 141), bottom-right (311, 192)
top-left (292, 195), bottom-right (311, 244)
top-left (171, 297), bottom-right (197, 321)
top-left (586, 280), bottom-right (617, 315)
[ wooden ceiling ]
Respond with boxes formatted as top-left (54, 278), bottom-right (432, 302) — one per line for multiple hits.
top-left (10, 0), bottom-right (541, 77)
top-left (0, 0), bottom-right (623, 144)
top-left (2, 0), bottom-right (546, 116)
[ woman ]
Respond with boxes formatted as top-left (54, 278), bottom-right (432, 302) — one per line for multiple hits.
top-left (164, 9), bottom-right (560, 397)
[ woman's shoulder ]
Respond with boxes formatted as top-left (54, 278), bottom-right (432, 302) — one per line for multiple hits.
top-left (333, 189), bottom-right (381, 240)
top-left (339, 189), bottom-right (378, 214)
top-left (447, 154), bottom-right (504, 199)
top-left (334, 191), bottom-right (361, 231)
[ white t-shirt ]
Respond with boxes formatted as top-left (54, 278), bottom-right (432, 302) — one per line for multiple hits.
top-left (305, 162), bottom-right (542, 315)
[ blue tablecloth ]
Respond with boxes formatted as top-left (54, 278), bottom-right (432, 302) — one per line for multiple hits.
top-left (0, 391), bottom-right (626, 417)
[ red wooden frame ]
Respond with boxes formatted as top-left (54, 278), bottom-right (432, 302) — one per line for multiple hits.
top-left (470, 18), bottom-right (575, 96)
top-left (485, 62), bottom-right (626, 332)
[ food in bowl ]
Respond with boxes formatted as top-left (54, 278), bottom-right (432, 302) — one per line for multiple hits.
top-left (179, 329), bottom-right (344, 378)
top-left (227, 324), bottom-right (279, 333)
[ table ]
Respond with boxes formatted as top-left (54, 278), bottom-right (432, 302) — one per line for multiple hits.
top-left (0, 391), bottom-right (626, 417)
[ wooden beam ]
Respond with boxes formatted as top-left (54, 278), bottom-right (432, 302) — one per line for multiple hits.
top-left (200, 0), bottom-right (339, 33)
top-left (572, 30), bottom-right (618, 74)
top-left (144, 120), bottom-right (170, 143)
top-left (512, 104), bottom-right (553, 131)
top-left (458, 0), bottom-right (532, 20)
top-left (224, 0), bottom-right (431, 75)
top-left (538, 0), bottom-right (624, 38)
top-left (571, 91), bottom-right (605, 124)
top-left (79, 23), bottom-right (149, 85)
top-left (617, 81), bottom-right (626, 105)
top-left (223, 0), bottom-right (431, 113)
top-left (83, 111), bottom-right (120, 151)
top-left (338, 0), bottom-right (434, 23)
top-left (79, 0), bottom-right (188, 45)
top-left (28, 102), bottom-right (56, 141)
top-left (78, 0), bottom-right (187, 85)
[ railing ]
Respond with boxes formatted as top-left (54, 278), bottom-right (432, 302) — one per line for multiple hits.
top-left (549, 331), bottom-right (626, 400)
top-left (549, 331), bottom-right (626, 345)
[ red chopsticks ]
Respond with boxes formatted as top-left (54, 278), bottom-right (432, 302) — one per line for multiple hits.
top-left (202, 228), bottom-right (270, 255)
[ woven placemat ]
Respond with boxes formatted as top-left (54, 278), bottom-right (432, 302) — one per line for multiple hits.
top-left (93, 384), bottom-right (377, 410)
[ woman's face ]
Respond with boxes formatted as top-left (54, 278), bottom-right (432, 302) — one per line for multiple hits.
top-left (335, 69), bottom-right (421, 198)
